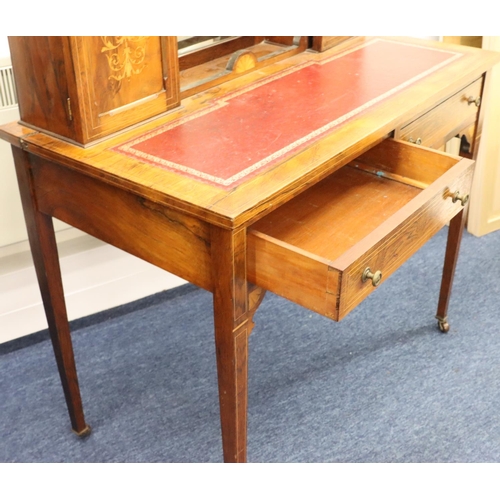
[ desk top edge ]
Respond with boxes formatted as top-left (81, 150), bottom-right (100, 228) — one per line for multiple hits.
top-left (1, 37), bottom-right (499, 229)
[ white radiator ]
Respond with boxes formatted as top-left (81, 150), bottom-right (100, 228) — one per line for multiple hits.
top-left (0, 56), bottom-right (25, 249)
top-left (0, 62), bottom-right (17, 110)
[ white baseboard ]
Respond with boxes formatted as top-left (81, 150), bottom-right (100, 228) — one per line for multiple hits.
top-left (0, 231), bottom-right (185, 344)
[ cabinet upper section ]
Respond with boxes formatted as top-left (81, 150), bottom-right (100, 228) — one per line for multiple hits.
top-left (9, 36), bottom-right (179, 145)
top-left (7, 36), bottom-right (345, 146)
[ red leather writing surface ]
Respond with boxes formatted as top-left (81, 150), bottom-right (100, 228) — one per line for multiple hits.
top-left (114, 39), bottom-right (461, 189)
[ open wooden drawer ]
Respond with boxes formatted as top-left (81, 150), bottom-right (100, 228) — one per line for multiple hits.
top-left (247, 139), bottom-right (475, 321)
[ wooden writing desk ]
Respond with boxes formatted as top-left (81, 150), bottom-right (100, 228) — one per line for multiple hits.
top-left (1, 37), bottom-right (499, 462)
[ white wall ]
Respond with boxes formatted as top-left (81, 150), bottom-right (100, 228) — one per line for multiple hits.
top-left (0, 37), bottom-right (73, 247)
top-left (0, 36), bottom-right (9, 59)
top-left (0, 106), bottom-right (26, 247)
top-left (0, 37), bottom-right (29, 248)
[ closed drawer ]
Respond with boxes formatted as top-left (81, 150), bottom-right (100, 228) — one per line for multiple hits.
top-left (247, 139), bottom-right (475, 321)
top-left (398, 78), bottom-right (483, 149)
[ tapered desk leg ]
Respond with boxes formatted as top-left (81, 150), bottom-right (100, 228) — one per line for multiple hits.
top-left (211, 225), bottom-right (253, 463)
top-left (436, 208), bottom-right (468, 333)
top-left (12, 147), bottom-right (90, 437)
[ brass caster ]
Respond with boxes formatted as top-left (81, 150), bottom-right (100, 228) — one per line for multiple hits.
top-left (437, 319), bottom-right (450, 333)
top-left (73, 425), bottom-right (92, 439)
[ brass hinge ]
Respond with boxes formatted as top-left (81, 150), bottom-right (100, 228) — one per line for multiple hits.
top-left (19, 131), bottom-right (39, 151)
top-left (67, 97), bottom-right (73, 121)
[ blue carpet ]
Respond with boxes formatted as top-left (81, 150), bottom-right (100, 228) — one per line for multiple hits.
top-left (1, 227), bottom-right (500, 462)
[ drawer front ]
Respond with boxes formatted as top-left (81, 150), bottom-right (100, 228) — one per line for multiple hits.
top-left (337, 157), bottom-right (474, 319)
top-left (248, 140), bottom-right (475, 322)
top-left (398, 78), bottom-right (483, 149)
top-left (247, 232), bottom-right (340, 319)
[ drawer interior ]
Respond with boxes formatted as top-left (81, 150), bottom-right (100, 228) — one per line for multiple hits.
top-left (250, 139), bottom-right (459, 262)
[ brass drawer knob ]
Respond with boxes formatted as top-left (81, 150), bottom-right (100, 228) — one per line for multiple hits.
top-left (467, 96), bottom-right (481, 107)
top-left (452, 191), bottom-right (469, 206)
top-left (362, 267), bottom-right (382, 287)
top-left (408, 137), bottom-right (422, 145)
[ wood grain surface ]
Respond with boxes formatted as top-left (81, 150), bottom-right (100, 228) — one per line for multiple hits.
top-left (31, 154), bottom-right (213, 291)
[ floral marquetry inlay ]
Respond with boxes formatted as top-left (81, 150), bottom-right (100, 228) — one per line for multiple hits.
top-left (101, 36), bottom-right (147, 83)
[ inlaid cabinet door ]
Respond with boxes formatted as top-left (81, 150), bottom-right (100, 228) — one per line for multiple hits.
top-left (70, 36), bottom-right (180, 144)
